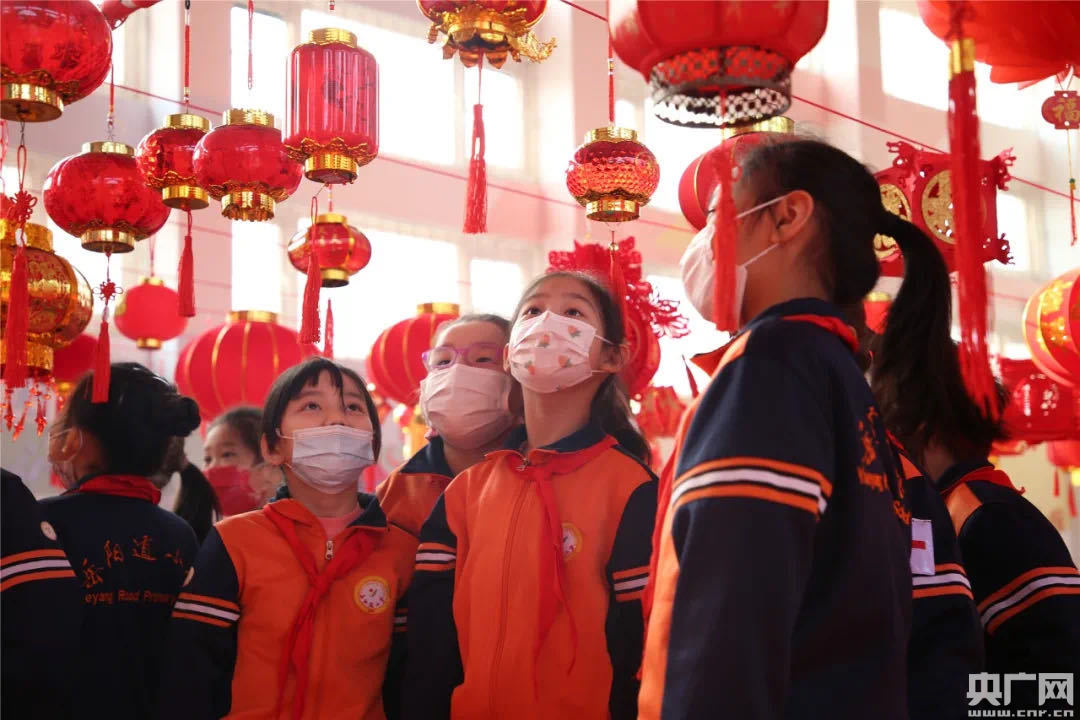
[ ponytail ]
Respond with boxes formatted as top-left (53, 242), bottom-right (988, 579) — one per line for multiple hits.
top-left (591, 374), bottom-right (651, 465)
top-left (173, 463), bottom-right (221, 543)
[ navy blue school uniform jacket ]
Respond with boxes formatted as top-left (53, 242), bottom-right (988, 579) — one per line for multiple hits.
top-left (1, 469), bottom-right (82, 719)
top-left (42, 475), bottom-right (198, 719)
top-left (941, 460), bottom-right (1080, 686)
top-left (639, 299), bottom-right (912, 720)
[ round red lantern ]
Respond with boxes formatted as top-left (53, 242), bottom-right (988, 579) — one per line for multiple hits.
top-left (288, 213), bottom-right (371, 287)
top-left (609, 0), bottom-right (827, 128)
top-left (175, 310), bottom-right (314, 422)
top-left (418, 1), bottom-right (555, 68)
top-left (52, 332), bottom-right (96, 396)
top-left (1024, 268), bottom-right (1080, 388)
top-left (193, 109), bottom-right (303, 222)
top-left (285, 28), bottom-right (378, 185)
top-left (1049, 440), bottom-right (1080, 470)
top-left (366, 303), bottom-right (460, 406)
top-left (113, 276), bottom-right (187, 350)
top-left (1, 0), bottom-right (113, 122)
top-left (136, 113), bottom-right (213, 210)
top-left (566, 127), bottom-right (659, 223)
top-left (998, 356), bottom-right (1079, 444)
top-left (43, 141), bottom-right (172, 254)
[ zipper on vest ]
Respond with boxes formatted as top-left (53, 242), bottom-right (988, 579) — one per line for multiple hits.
top-left (489, 479), bottom-right (529, 717)
top-left (325, 539), bottom-right (334, 560)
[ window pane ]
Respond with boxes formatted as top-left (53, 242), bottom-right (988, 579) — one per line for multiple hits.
top-left (469, 258), bottom-right (524, 317)
top-left (465, 67), bottom-right (525, 171)
top-left (231, 8), bottom-right (287, 122)
top-left (300, 9), bottom-right (456, 165)
top-left (996, 193), bottom-right (1030, 273)
top-left (232, 223), bottom-right (282, 315)
top-left (111, 21), bottom-right (126, 84)
top-left (646, 274), bottom-right (729, 397)
top-left (879, 8), bottom-right (948, 111)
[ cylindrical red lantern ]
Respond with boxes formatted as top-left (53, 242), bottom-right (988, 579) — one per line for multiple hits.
top-left (175, 310), bottom-right (314, 422)
top-left (1024, 268), bottom-right (1080, 388)
top-left (113, 276), bottom-right (187, 350)
top-left (566, 127), bottom-right (660, 223)
top-left (285, 28), bottom-right (378, 185)
top-left (193, 109), bottom-right (303, 222)
top-left (288, 213), bottom-right (371, 287)
top-left (52, 332), bottom-right (96, 396)
top-left (366, 303), bottom-right (460, 406)
top-left (43, 141), bottom-right (172, 254)
top-left (609, 0), bottom-right (827, 128)
top-left (136, 113), bottom-right (213, 210)
top-left (417, 1), bottom-right (555, 68)
top-left (1, 0), bottom-right (113, 122)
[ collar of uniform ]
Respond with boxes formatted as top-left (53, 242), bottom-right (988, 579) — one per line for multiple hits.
top-left (267, 490), bottom-right (388, 531)
top-left (937, 457), bottom-right (994, 495)
top-left (399, 435), bottom-right (454, 479)
top-left (499, 422), bottom-right (607, 455)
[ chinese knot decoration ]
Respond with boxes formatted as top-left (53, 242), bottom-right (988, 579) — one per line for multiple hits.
top-left (566, 128), bottom-right (659, 223)
top-left (113, 276), bottom-right (187, 350)
top-left (609, 0), bottom-right (827, 128)
top-left (366, 303), bottom-right (460, 406)
top-left (43, 141), bottom-right (172, 254)
top-left (874, 141), bottom-right (1014, 277)
top-left (285, 28), bottom-right (379, 185)
top-left (418, 1), bottom-right (556, 68)
top-left (1, 0), bottom-right (113, 122)
top-left (193, 109), bottom-right (303, 222)
top-left (1024, 268), bottom-right (1080, 390)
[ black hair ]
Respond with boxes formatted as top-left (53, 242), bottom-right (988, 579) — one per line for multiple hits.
top-left (207, 406), bottom-right (264, 465)
top-left (434, 313), bottom-right (511, 345)
top-left (261, 357), bottom-right (382, 458)
top-left (65, 362), bottom-right (201, 476)
top-left (512, 271), bottom-right (651, 464)
top-left (173, 463), bottom-right (220, 543)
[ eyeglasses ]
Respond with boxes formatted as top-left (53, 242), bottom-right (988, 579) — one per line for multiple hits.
top-left (421, 342), bottom-right (503, 371)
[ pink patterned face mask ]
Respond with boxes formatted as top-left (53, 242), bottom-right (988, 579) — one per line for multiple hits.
top-left (507, 311), bottom-right (608, 394)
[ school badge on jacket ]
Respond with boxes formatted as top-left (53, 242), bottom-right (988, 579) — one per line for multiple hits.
top-left (355, 576), bottom-right (391, 613)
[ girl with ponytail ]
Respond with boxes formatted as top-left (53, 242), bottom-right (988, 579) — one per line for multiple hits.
top-left (641, 138), bottom-right (913, 720)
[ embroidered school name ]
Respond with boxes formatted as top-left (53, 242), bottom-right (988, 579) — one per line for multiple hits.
top-left (85, 589), bottom-right (177, 606)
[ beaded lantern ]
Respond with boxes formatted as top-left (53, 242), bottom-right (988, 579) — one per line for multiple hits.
top-left (566, 128), bottom-right (660, 223)
top-left (609, 0), bottom-right (827, 128)
top-left (285, 28), bottom-right (379, 185)
top-left (193, 109), bottom-right (303, 222)
top-left (43, 141), bottom-right (172, 253)
top-left (288, 213), bottom-right (371, 287)
top-left (418, 0), bottom-right (556, 68)
top-left (113, 276), bottom-right (187, 350)
top-left (136, 113), bottom-right (213, 210)
top-left (1, 0), bottom-right (113, 122)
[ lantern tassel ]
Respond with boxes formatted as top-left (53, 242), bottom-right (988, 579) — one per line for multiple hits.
top-left (92, 315), bottom-right (111, 403)
top-left (608, 234), bottom-right (629, 338)
top-left (178, 210), bottom-right (195, 317)
top-left (712, 99), bottom-right (738, 333)
top-left (2, 242), bottom-right (29, 390)
top-left (947, 18), bottom-right (998, 421)
top-left (1054, 468), bottom-right (1061, 497)
top-left (1069, 477), bottom-right (1078, 518)
top-left (324, 299), bottom-right (334, 360)
top-left (300, 252), bottom-right (321, 344)
top-left (464, 103), bottom-right (487, 234)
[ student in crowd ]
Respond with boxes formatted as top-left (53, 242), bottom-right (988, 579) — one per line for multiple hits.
top-left (41, 363), bottom-right (201, 719)
top-left (1, 468), bottom-right (82, 718)
top-left (640, 138), bottom-right (916, 719)
top-left (202, 406), bottom-right (275, 517)
top-left (378, 313), bottom-right (519, 536)
top-left (152, 436), bottom-right (222, 544)
top-left (406, 272), bottom-right (657, 720)
top-left (872, 291), bottom-right (1080, 689)
top-left (159, 357), bottom-right (415, 720)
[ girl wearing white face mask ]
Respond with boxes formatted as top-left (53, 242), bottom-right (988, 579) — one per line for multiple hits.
top-left (406, 272), bottom-right (657, 720)
top-left (160, 358), bottom-right (416, 720)
top-left (377, 314), bottom-right (519, 537)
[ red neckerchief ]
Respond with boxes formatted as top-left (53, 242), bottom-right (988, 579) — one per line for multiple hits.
top-left (510, 434), bottom-right (617, 694)
top-left (949, 465), bottom-right (1023, 496)
top-left (783, 313), bottom-right (859, 354)
top-left (76, 474), bottom-right (161, 504)
top-left (264, 503), bottom-right (379, 720)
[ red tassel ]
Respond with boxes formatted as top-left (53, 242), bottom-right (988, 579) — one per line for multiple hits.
top-left (178, 209), bottom-right (195, 317)
top-left (1069, 476), bottom-right (1078, 518)
top-left (1054, 468), bottom-right (1061, 496)
top-left (463, 102), bottom-right (487, 234)
top-left (682, 355), bottom-right (700, 399)
top-left (2, 242), bottom-right (29, 389)
top-left (608, 237), bottom-right (629, 336)
top-left (92, 316), bottom-right (111, 403)
top-left (1069, 178), bottom-right (1077, 246)
top-left (712, 113), bottom-right (738, 333)
top-left (947, 27), bottom-right (998, 421)
top-left (324, 299), bottom-right (334, 360)
top-left (299, 251), bottom-right (321, 344)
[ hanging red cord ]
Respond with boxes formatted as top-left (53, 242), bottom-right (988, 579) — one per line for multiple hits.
top-left (93, 254), bottom-right (121, 403)
top-left (300, 194), bottom-right (322, 344)
top-left (107, 63), bottom-right (115, 138)
top-left (463, 61), bottom-right (487, 234)
top-left (183, 0), bottom-right (191, 109)
top-left (178, 209), bottom-right (195, 316)
top-left (247, 0), bottom-right (254, 92)
top-left (2, 129), bottom-right (35, 392)
top-left (607, 35), bottom-right (615, 125)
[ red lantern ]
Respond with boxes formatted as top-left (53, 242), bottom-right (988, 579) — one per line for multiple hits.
top-left (135, 113), bottom-right (213, 210)
top-left (1049, 440), bottom-right (1080, 470)
top-left (864, 292), bottom-right (892, 335)
top-left (113, 276), bottom-right (187, 350)
top-left (874, 141), bottom-right (1014, 276)
top-left (193, 110), bottom-right (303, 222)
top-left (43, 141), bottom-right (172, 254)
top-left (1042, 90), bottom-right (1080, 130)
top-left (418, 1), bottom-right (555, 68)
top-left (99, 0), bottom-right (162, 29)
top-left (284, 28), bottom-right (378, 185)
top-left (1023, 268), bottom-right (1080, 388)
top-left (288, 213), bottom-right (371, 287)
top-left (566, 128), bottom-right (659, 223)
top-left (1, 0), bottom-right (113, 122)
top-left (175, 310), bottom-right (314, 422)
top-left (998, 357), bottom-right (1079, 444)
top-left (635, 385), bottom-right (686, 439)
top-left (366, 303), bottom-right (460, 406)
top-left (609, 0), bottom-right (827, 128)
top-left (52, 332), bottom-right (96, 397)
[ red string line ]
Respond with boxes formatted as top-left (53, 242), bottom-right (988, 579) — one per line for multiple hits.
top-left (107, 64), bottom-right (115, 138)
top-left (183, 0), bottom-right (191, 108)
top-left (247, 0), bottom-right (254, 92)
top-left (608, 34), bottom-right (615, 124)
top-left (557, 0), bottom-right (607, 22)
top-left (148, 234), bottom-right (156, 276)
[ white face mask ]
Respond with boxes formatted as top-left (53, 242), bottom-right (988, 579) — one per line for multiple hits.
top-left (282, 425), bottom-right (375, 493)
top-left (508, 311), bottom-right (607, 394)
top-left (420, 364), bottom-right (514, 450)
top-left (680, 195), bottom-right (785, 325)
top-left (48, 427), bottom-right (82, 490)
